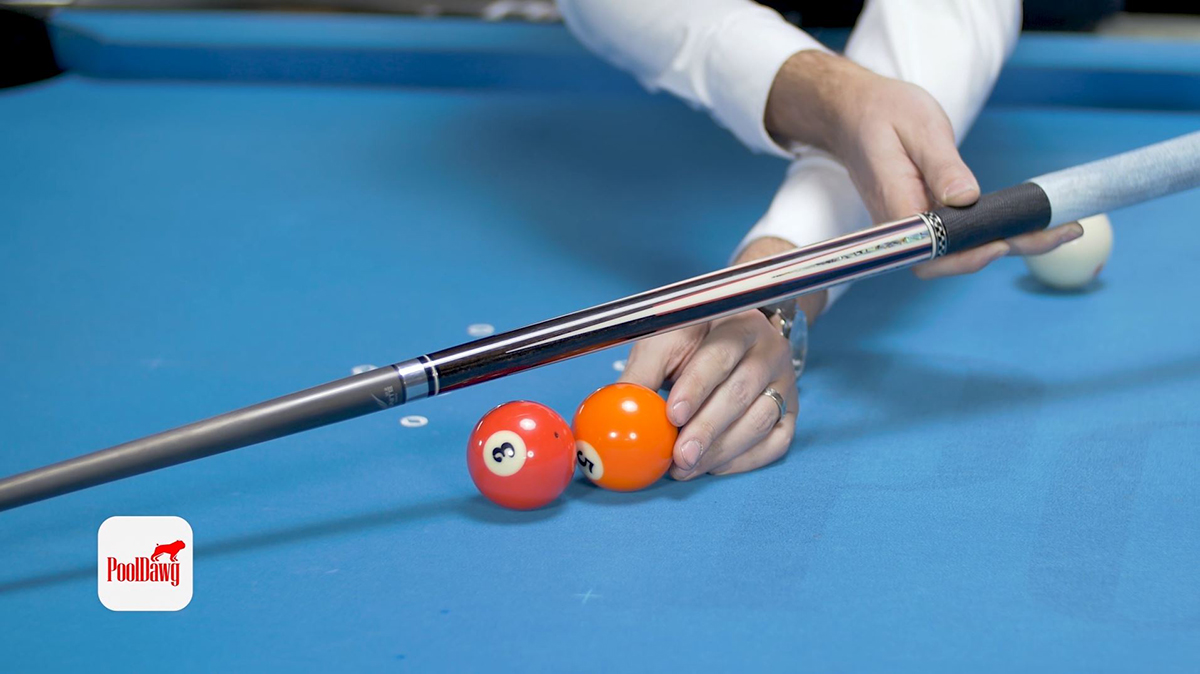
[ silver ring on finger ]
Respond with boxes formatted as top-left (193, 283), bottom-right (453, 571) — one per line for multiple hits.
top-left (761, 387), bottom-right (787, 422)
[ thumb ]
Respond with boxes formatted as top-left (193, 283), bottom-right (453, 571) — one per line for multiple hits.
top-left (618, 351), bottom-right (668, 391)
top-left (902, 115), bottom-right (980, 208)
top-left (618, 335), bottom-right (687, 392)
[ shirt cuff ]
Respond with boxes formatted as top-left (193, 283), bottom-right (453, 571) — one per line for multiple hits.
top-left (703, 8), bottom-right (830, 159)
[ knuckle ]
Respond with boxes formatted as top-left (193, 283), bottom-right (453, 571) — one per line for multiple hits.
top-left (762, 428), bottom-right (795, 465)
top-left (707, 343), bottom-right (740, 373)
top-left (751, 359), bottom-right (776, 389)
top-left (737, 309), bottom-right (763, 327)
top-left (667, 332), bottom-right (696, 362)
top-left (727, 375), bottom-right (755, 409)
top-left (766, 437), bottom-right (792, 464)
top-left (770, 334), bottom-right (791, 359)
top-left (749, 403), bottom-right (778, 436)
top-left (733, 322), bottom-right (758, 349)
top-left (780, 413), bottom-right (797, 440)
top-left (628, 339), bottom-right (660, 362)
top-left (627, 341), bottom-right (648, 359)
top-left (673, 368), bottom-right (704, 398)
top-left (781, 348), bottom-right (799, 374)
top-left (688, 419), bottom-right (718, 448)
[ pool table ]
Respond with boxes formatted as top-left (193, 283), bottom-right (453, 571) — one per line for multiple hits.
top-left (1, 10), bottom-right (1198, 672)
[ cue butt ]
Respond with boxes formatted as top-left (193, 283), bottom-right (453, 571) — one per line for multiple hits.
top-left (931, 183), bottom-right (1052, 255)
top-left (932, 131), bottom-right (1200, 256)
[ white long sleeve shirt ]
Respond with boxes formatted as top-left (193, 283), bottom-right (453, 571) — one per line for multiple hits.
top-left (559, 0), bottom-right (1021, 306)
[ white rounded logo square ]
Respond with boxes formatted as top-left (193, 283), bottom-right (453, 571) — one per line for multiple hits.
top-left (97, 516), bottom-right (193, 611)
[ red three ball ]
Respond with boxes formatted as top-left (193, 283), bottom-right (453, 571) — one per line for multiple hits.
top-left (466, 401), bottom-right (576, 510)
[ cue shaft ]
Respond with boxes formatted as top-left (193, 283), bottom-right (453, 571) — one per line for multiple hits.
top-left (0, 216), bottom-right (936, 511)
top-left (1, 132), bottom-right (1198, 512)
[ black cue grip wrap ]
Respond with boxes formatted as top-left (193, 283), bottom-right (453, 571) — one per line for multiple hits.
top-left (933, 182), bottom-right (1053, 255)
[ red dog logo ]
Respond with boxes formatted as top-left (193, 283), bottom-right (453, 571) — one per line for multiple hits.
top-left (151, 540), bottom-right (186, 562)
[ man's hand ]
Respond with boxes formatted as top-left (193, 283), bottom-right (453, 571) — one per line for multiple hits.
top-left (619, 311), bottom-right (797, 479)
top-left (765, 50), bottom-right (1082, 278)
top-left (619, 238), bottom-right (820, 479)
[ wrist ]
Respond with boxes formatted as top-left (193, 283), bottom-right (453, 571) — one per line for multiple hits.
top-left (736, 236), bottom-right (827, 324)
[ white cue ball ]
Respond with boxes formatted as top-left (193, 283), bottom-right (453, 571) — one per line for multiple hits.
top-left (1023, 213), bottom-right (1113, 291)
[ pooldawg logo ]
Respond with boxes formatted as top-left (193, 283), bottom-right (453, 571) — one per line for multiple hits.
top-left (105, 540), bottom-right (185, 587)
top-left (98, 516), bottom-right (193, 611)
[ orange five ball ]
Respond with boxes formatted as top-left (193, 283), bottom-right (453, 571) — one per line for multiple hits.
top-left (572, 383), bottom-right (678, 491)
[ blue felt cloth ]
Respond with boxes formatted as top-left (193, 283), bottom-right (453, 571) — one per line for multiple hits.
top-left (0, 12), bottom-right (1197, 672)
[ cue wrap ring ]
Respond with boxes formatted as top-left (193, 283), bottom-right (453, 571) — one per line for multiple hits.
top-left (761, 387), bottom-right (787, 422)
top-left (921, 211), bottom-right (949, 258)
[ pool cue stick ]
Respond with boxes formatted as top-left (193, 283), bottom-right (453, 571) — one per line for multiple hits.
top-left (1, 131), bottom-right (1198, 512)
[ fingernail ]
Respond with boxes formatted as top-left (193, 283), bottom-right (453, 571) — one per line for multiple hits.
top-left (670, 400), bottom-right (691, 426)
top-left (942, 178), bottom-right (977, 203)
top-left (1061, 223), bottom-right (1084, 242)
top-left (679, 440), bottom-right (702, 469)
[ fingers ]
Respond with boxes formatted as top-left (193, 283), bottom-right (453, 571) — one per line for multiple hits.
top-left (671, 349), bottom-right (796, 478)
top-left (662, 316), bottom-right (760, 429)
top-left (853, 85), bottom-right (976, 221)
top-left (670, 337), bottom-right (779, 471)
top-left (627, 310), bottom-right (798, 481)
top-left (707, 413), bottom-right (797, 476)
top-left (913, 222), bottom-right (1086, 280)
top-left (849, 128), bottom-right (929, 222)
top-left (1005, 222), bottom-right (1084, 256)
top-left (912, 240), bottom-right (1009, 280)
top-left (672, 380), bottom-right (797, 480)
top-left (617, 324), bottom-right (707, 392)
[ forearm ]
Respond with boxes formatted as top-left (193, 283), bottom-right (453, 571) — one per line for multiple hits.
top-left (741, 0), bottom-right (1022, 306)
top-left (846, 0), bottom-right (1022, 140)
top-left (558, 0), bottom-right (829, 157)
top-left (764, 49), bottom-right (881, 153)
top-left (764, 0), bottom-right (1020, 156)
